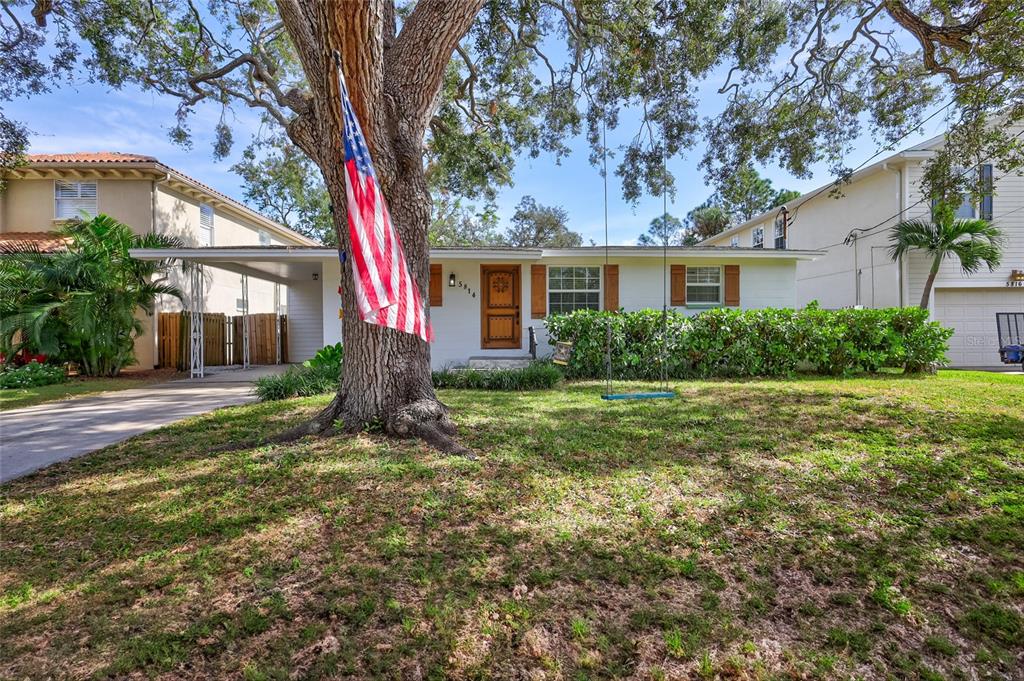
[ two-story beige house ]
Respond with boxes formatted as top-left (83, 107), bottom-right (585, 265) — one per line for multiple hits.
top-left (0, 152), bottom-right (318, 369)
top-left (702, 131), bottom-right (1024, 367)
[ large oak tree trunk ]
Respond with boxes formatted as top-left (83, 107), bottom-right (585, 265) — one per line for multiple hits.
top-left (273, 0), bottom-right (484, 455)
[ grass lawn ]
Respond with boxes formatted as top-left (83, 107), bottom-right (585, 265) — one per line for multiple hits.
top-left (0, 372), bottom-right (175, 411)
top-left (1, 371), bottom-right (1021, 679)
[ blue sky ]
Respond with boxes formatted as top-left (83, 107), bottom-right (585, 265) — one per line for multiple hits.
top-left (4, 66), bottom-right (951, 245)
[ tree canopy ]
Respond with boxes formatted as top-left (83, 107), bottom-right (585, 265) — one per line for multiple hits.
top-left (232, 135), bottom-right (335, 245)
top-left (505, 196), bottom-right (583, 247)
top-left (2, 1), bottom-right (1022, 209)
top-left (637, 213), bottom-right (688, 246)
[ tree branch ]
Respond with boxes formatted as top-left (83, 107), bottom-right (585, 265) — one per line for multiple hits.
top-left (386, 0), bottom-right (486, 138)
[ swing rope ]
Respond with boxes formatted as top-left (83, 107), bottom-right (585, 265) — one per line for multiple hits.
top-left (600, 82), bottom-right (674, 401)
top-left (603, 114), bottom-right (613, 397)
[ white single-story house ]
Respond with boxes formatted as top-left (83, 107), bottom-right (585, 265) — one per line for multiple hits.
top-left (701, 128), bottom-right (1024, 367)
top-left (129, 245), bottom-right (822, 369)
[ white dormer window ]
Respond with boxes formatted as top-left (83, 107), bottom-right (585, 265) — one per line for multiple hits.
top-left (199, 204), bottom-right (214, 246)
top-left (258, 229), bottom-right (271, 246)
top-left (54, 181), bottom-right (97, 220)
top-left (730, 236), bottom-right (739, 248)
top-left (752, 226), bottom-right (764, 248)
top-left (774, 218), bottom-right (786, 249)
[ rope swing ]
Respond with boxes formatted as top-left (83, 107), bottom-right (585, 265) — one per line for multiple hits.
top-left (600, 99), bottom-right (674, 401)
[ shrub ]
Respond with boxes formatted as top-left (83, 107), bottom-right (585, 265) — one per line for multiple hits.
top-left (432, 361), bottom-right (562, 390)
top-left (0, 361), bottom-right (67, 389)
top-left (253, 363), bottom-right (339, 401)
top-left (544, 304), bottom-right (952, 379)
top-left (255, 342), bottom-right (341, 401)
top-left (303, 342), bottom-right (343, 371)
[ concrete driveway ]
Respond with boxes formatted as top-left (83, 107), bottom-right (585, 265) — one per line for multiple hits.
top-left (0, 366), bottom-right (287, 483)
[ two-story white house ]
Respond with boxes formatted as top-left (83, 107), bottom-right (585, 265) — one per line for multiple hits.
top-left (702, 132), bottom-right (1024, 367)
top-left (0, 152), bottom-right (318, 369)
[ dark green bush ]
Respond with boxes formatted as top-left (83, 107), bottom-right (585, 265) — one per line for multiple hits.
top-left (432, 361), bottom-right (562, 391)
top-left (545, 304), bottom-right (952, 379)
top-left (0, 361), bottom-right (67, 389)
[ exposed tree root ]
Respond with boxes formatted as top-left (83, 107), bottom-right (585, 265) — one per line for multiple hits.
top-left (266, 393), bottom-right (345, 444)
top-left (218, 394), bottom-right (474, 457)
top-left (385, 398), bottom-right (475, 458)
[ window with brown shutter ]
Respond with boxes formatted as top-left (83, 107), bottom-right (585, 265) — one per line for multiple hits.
top-left (670, 264), bottom-right (686, 306)
top-left (724, 265), bottom-right (740, 306)
top-left (603, 264), bottom-right (619, 311)
top-left (530, 264), bottom-right (546, 318)
top-left (429, 263), bottom-right (443, 307)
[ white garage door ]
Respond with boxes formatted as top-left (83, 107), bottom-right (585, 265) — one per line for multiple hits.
top-left (933, 288), bottom-right (1024, 367)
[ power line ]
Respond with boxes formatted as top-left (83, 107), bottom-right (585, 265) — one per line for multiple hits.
top-left (798, 130), bottom-right (1024, 252)
top-left (786, 99), bottom-right (954, 230)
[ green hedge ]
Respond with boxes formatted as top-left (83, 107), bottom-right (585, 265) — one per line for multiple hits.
top-left (432, 361), bottom-right (562, 391)
top-left (544, 304), bottom-right (952, 379)
top-left (0, 361), bottom-right (67, 389)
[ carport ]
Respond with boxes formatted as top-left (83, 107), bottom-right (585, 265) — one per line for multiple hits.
top-left (131, 246), bottom-right (334, 377)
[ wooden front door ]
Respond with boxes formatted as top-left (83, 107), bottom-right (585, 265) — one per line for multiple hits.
top-left (480, 265), bottom-right (521, 349)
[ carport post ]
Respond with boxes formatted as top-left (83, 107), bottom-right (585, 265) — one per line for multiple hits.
top-left (189, 264), bottom-right (205, 378)
top-left (241, 274), bottom-right (250, 368)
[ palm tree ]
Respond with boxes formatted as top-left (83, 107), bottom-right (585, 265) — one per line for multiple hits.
top-left (888, 211), bottom-right (1003, 310)
top-left (0, 215), bottom-right (184, 375)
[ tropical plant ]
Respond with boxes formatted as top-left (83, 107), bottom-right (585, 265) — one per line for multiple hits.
top-left (0, 215), bottom-right (184, 376)
top-left (303, 342), bottom-right (343, 372)
top-left (0, 361), bottom-right (67, 389)
top-left (888, 209), bottom-right (1003, 309)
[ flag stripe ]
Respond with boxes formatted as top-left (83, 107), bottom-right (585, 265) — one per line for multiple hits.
top-left (339, 67), bottom-right (432, 344)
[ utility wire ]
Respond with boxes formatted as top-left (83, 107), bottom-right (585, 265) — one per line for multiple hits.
top-left (786, 99), bottom-right (954, 229)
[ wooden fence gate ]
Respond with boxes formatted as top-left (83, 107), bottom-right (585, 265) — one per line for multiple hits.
top-left (158, 312), bottom-right (288, 370)
top-left (231, 313), bottom-right (288, 366)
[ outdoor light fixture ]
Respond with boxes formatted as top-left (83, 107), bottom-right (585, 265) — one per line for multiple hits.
top-left (312, 272), bottom-right (319, 281)
top-left (448, 272), bottom-right (456, 287)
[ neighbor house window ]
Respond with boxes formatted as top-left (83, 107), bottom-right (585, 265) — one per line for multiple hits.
top-left (752, 226), bottom-right (764, 248)
top-left (932, 164), bottom-right (994, 220)
top-left (199, 203), bottom-right (214, 246)
top-left (686, 266), bottom-right (722, 305)
top-left (548, 266), bottom-right (600, 314)
top-left (730, 236), bottom-right (739, 248)
top-left (774, 218), bottom-right (786, 249)
top-left (54, 181), bottom-right (97, 220)
top-left (258, 229), bottom-right (271, 246)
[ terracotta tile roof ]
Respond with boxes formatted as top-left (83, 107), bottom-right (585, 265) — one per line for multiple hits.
top-left (0, 231), bottom-right (71, 254)
top-left (26, 152), bottom-right (158, 164)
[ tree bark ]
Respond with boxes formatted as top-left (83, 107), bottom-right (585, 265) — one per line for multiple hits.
top-left (919, 255), bottom-right (941, 309)
top-left (272, 0), bottom-right (483, 455)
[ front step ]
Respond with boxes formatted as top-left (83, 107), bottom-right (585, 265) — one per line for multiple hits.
top-left (466, 356), bottom-right (533, 370)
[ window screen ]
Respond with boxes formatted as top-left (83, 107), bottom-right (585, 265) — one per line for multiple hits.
top-left (773, 218), bottom-right (786, 249)
top-left (752, 227), bottom-right (764, 248)
top-left (686, 266), bottom-right (722, 304)
top-left (548, 266), bottom-right (600, 314)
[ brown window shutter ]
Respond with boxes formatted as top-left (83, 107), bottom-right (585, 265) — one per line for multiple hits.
top-left (429, 263), bottom-right (443, 307)
top-left (670, 264), bottom-right (686, 306)
top-left (603, 264), bottom-right (619, 311)
top-left (531, 264), bottom-right (547, 318)
top-left (724, 265), bottom-right (740, 306)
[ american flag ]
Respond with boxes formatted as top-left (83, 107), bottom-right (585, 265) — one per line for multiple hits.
top-left (340, 71), bottom-right (432, 343)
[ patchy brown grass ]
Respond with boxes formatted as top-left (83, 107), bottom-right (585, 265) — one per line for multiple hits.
top-left (1, 371), bottom-right (1022, 680)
